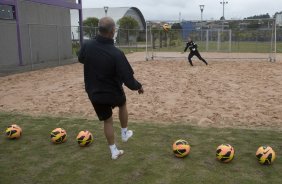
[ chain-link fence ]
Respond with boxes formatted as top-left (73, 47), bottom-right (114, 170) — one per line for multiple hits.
top-left (0, 22), bottom-right (81, 76)
top-left (73, 26), bottom-right (147, 53)
top-left (0, 22), bottom-right (149, 76)
top-left (147, 19), bottom-right (281, 61)
top-left (1, 20), bottom-right (282, 75)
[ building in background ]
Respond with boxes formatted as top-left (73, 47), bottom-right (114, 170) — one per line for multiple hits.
top-left (0, 0), bottom-right (82, 72)
top-left (71, 7), bottom-right (146, 40)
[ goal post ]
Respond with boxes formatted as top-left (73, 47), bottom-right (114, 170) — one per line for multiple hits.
top-left (274, 14), bottom-right (282, 62)
top-left (145, 18), bottom-right (277, 62)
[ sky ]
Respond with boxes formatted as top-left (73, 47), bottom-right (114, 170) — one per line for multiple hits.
top-left (81, 0), bottom-right (282, 21)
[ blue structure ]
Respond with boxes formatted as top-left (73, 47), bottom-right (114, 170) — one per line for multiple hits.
top-left (181, 21), bottom-right (196, 39)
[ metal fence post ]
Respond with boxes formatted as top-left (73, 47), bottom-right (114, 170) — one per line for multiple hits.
top-left (27, 24), bottom-right (34, 70)
top-left (217, 29), bottom-right (221, 51)
top-left (206, 30), bottom-right (209, 51)
top-left (145, 22), bottom-right (148, 60)
top-left (274, 18), bottom-right (277, 61)
top-left (57, 25), bottom-right (61, 65)
top-left (229, 29), bottom-right (232, 52)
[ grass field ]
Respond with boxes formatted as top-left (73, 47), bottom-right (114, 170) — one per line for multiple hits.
top-left (1, 112), bottom-right (282, 184)
top-left (72, 41), bottom-right (282, 56)
top-left (153, 41), bottom-right (282, 53)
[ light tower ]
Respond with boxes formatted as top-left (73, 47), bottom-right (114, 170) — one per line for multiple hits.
top-left (220, 0), bottom-right (228, 20)
top-left (199, 5), bottom-right (205, 21)
top-left (104, 6), bottom-right (109, 17)
top-left (199, 5), bottom-right (205, 41)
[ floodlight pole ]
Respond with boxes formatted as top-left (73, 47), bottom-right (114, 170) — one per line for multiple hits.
top-left (274, 18), bottom-right (277, 62)
top-left (145, 21), bottom-right (148, 61)
top-left (220, 0), bottom-right (228, 31)
top-left (220, 0), bottom-right (228, 20)
top-left (78, 0), bottom-right (83, 45)
top-left (199, 5), bottom-right (204, 42)
top-left (104, 6), bottom-right (109, 17)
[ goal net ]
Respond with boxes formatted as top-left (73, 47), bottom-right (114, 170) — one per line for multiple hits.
top-left (145, 19), bottom-right (277, 62)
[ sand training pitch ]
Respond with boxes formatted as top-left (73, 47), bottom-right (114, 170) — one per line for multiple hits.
top-left (1, 52), bottom-right (282, 129)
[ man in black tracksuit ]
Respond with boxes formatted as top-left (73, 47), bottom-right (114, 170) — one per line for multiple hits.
top-left (78, 17), bottom-right (143, 160)
top-left (183, 37), bottom-right (208, 66)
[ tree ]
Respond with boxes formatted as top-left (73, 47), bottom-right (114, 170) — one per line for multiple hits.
top-left (117, 16), bottom-right (139, 29)
top-left (170, 23), bottom-right (182, 47)
top-left (244, 13), bottom-right (270, 19)
top-left (82, 17), bottom-right (99, 39)
top-left (117, 16), bottom-right (139, 43)
top-left (274, 11), bottom-right (282, 18)
top-left (220, 16), bottom-right (225, 20)
top-left (151, 26), bottom-right (159, 49)
top-left (229, 21), bottom-right (240, 30)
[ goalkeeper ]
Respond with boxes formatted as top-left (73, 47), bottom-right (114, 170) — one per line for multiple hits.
top-left (183, 37), bottom-right (208, 66)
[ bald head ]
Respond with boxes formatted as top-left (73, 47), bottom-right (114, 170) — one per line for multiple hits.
top-left (98, 17), bottom-right (115, 38)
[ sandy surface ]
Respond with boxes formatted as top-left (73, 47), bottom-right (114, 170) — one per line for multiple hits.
top-left (1, 52), bottom-right (282, 129)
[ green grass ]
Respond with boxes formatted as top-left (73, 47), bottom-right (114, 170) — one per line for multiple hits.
top-left (1, 112), bottom-right (281, 184)
top-left (72, 41), bottom-right (282, 56)
top-left (119, 47), bottom-right (146, 54)
top-left (153, 41), bottom-right (282, 53)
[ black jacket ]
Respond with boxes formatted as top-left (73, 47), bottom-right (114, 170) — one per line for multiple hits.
top-left (78, 35), bottom-right (142, 104)
top-left (184, 41), bottom-right (198, 52)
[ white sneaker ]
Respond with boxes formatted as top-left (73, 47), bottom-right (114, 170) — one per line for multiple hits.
top-left (111, 150), bottom-right (124, 160)
top-left (122, 130), bottom-right (133, 142)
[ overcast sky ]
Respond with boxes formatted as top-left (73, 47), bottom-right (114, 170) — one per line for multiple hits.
top-left (81, 0), bottom-right (281, 21)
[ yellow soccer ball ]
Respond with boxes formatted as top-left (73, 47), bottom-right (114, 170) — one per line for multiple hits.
top-left (162, 23), bottom-right (170, 32)
top-left (256, 146), bottom-right (275, 165)
top-left (76, 130), bottom-right (94, 147)
top-left (216, 144), bottom-right (235, 163)
top-left (172, 139), bottom-right (190, 158)
top-left (50, 128), bottom-right (67, 144)
top-left (6, 124), bottom-right (22, 139)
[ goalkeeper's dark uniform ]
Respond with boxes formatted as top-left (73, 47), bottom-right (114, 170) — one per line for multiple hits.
top-left (184, 40), bottom-right (208, 66)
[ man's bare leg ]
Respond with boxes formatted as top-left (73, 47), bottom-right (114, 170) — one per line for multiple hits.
top-left (104, 116), bottom-right (124, 159)
top-left (119, 103), bottom-right (133, 142)
top-left (119, 103), bottom-right (128, 128)
top-left (104, 116), bottom-right (115, 145)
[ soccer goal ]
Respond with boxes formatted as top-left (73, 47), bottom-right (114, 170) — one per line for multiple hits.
top-left (145, 18), bottom-right (277, 62)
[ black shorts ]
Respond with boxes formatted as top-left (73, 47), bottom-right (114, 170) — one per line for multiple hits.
top-left (90, 96), bottom-right (126, 121)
